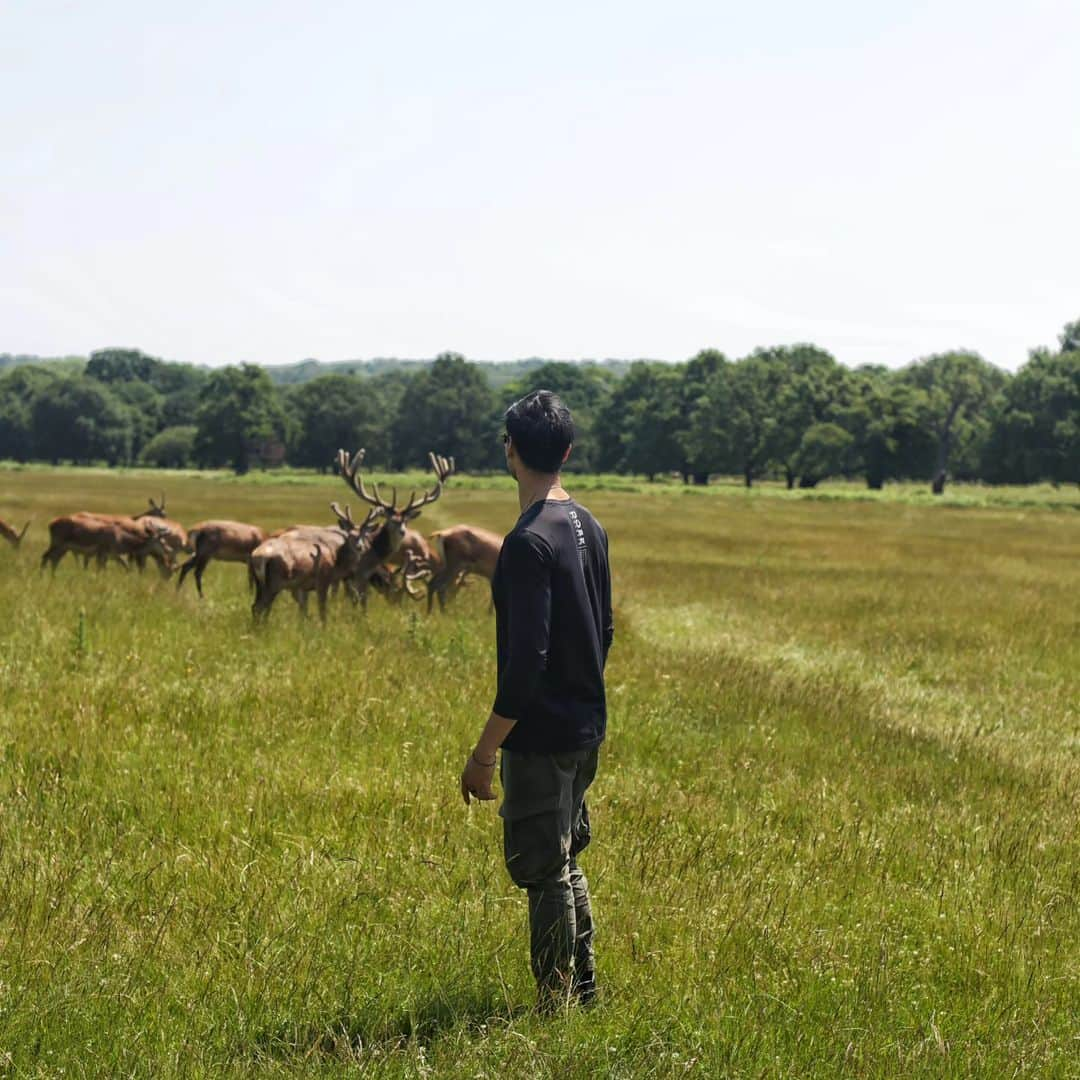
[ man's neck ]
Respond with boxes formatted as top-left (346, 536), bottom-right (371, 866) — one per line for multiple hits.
top-left (517, 470), bottom-right (570, 513)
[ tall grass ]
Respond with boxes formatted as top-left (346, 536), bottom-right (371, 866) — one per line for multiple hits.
top-left (0, 469), bottom-right (1076, 1076)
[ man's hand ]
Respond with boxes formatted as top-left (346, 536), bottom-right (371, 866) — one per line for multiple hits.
top-left (461, 752), bottom-right (497, 805)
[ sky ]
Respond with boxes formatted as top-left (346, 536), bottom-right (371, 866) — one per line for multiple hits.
top-left (3, 0), bottom-right (1078, 372)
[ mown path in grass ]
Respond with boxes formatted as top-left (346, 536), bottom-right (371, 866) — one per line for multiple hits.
top-left (0, 469), bottom-right (1076, 1077)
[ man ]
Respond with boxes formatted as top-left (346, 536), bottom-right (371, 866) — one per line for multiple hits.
top-left (460, 389), bottom-right (614, 1014)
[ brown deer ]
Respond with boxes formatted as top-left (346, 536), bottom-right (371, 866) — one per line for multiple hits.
top-left (424, 525), bottom-right (504, 612)
top-left (177, 521), bottom-right (267, 596)
top-left (0, 518), bottom-right (29, 548)
top-left (41, 513), bottom-right (173, 573)
top-left (129, 497), bottom-right (190, 575)
top-left (335, 447), bottom-right (454, 603)
top-left (249, 505), bottom-right (381, 622)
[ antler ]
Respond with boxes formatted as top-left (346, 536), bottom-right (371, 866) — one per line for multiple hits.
top-left (336, 448), bottom-right (398, 512)
top-left (399, 452), bottom-right (456, 518)
top-left (336, 448), bottom-right (455, 519)
top-left (402, 550), bottom-right (429, 599)
top-left (330, 501), bottom-right (355, 530)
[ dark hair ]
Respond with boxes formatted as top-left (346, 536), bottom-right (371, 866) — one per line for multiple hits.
top-left (504, 390), bottom-right (575, 473)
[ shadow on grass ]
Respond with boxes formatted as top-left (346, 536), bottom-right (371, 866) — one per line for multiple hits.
top-left (248, 990), bottom-right (533, 1065)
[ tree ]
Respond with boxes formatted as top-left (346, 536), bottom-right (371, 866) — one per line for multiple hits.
top-left (794, 422), bottom-right (855, 487)
top-left (725, 355), bottom-right (781, 487)
top-left (898, 351), bottom-right (1006, 494)
top-left (832, 368), bottom-right (934, 489)
top-left (750, 345), bottom-right (846, 488)
top-left (1059, 318), bottom-right (1080, 354)
top-left (983, 348), bottom-right (1080, 484)
top-left (676, 349), bottom-right (728, 483)
top-left (139, 425), bottom-right (197, 468)
top-left (194, 365), bottom-right (288, 473)
top-left (31, 375), bottom-right (133, 465)
top-left (593, 362), bottom-right (683, 480)
top-left (86, 347), bottom-right (160, 385)
top-left (391, 353), bottom-right (498, 470)
top-left (285, 374), bottom-right (382, 471)
top-left (110, 379), bottom-right (165, 461)
top-left (0, 366), bottom-right (61, 461)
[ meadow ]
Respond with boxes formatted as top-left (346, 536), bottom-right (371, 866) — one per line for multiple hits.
top-left (0, 467), bottom-right (1077, 1077)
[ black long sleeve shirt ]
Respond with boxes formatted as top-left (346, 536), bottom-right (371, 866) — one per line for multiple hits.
top-left (492, 497), bottom-right (613, 754)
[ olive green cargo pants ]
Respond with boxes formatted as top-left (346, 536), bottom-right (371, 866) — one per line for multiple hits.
top-left (500, 746), bottom-right (599, 1010)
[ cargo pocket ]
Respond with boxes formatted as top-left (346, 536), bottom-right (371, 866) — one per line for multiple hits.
top-left (499, 751), bottom-right (572, 822)
top-left (504, 812), bottom-right (572, 888)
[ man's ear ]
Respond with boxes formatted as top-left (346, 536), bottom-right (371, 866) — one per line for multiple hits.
top-left (562, 443), bottom-right (573, 464)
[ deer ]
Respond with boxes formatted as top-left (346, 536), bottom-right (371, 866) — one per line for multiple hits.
top-left (249, 505), bottom-right (381, 622)
top-left (41, 513), bottom-right (173, 574)
top-left (128, 496), bottom-right (190, 575)
top-left (424, 525), bottom-right (504, 612)
top-left (0, 518), bottom-right (29, 548)
top-left (335, 447), bottom-right (455, 606)
top-left (176, 521), bottom-right (268, 597)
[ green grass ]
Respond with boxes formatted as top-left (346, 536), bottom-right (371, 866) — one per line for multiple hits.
top-left (0, 469), bottom-right (1077, 1077)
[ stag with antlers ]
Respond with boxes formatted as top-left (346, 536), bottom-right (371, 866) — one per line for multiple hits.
top-left (129, 496), bottom-right (190, 574)
top-left (334, 447), bottom-right (454, 601)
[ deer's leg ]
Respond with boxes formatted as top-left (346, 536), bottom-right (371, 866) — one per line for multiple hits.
top-left (176, 555), bottom-right (196, 591)
top-left (194, 558), bottom-right (207, 597)
top-left (252, 581), bottom-right (276, 621)
top-left (318, 586), bottom-right (329, 624)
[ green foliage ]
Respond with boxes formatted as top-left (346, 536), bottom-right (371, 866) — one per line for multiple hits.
top-left (0, 330), bottom-right (1077, 489)
top-left (138, 425), bottom-right (198, 469)
top-left (0, 365), bottom-right (62, 461)
top-left (794, 421), bottom-right (855, 486)
top-left (390, 353), bottom-right (498, 469)
top-left (284, 374), bottom-right (382, 471)
top-left (983, 347), bottom-right (1080, 484)
top-left (593, 362), bottom-right (684, 479)
top-left (29, 374), bottom-right (133, 465)
top-left (897, 351), bottom-right (1006, 491)
top-left (194, 364), bottom-right (288, 474)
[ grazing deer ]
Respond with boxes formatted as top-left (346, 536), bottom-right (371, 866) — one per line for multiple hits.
top-left (424, 525), bottom-right (504, 612)
top-left (128, 497), bottom-right (190, 574)
top-left (41, 513), bottom-right (173, 573)
top-left (0, 518), bottom-right (29, 548)
top-left (177, 521), bottom-right (267, 596)
top-left (249, 505), bottom-right (381, 622)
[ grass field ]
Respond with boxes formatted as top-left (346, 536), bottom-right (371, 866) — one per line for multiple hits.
top-left (0, 468), bottom-right (1077, 1077)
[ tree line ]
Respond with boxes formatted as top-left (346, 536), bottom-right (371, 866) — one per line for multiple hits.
top-left (1, 322), bottom-right (1077, 491)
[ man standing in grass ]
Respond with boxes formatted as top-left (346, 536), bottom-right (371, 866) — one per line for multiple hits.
top-left (460, 390), bottom-right (614, 1014)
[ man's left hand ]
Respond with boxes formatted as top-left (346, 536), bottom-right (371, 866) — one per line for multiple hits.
top-left (461, 753), bottom-right (497, 805)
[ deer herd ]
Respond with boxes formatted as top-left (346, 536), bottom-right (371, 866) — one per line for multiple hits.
top-left (1, 449), bottom-right (504, 622)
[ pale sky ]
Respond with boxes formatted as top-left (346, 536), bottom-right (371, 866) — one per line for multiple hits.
top-left (3, 0), bottom-right (1078, 371)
